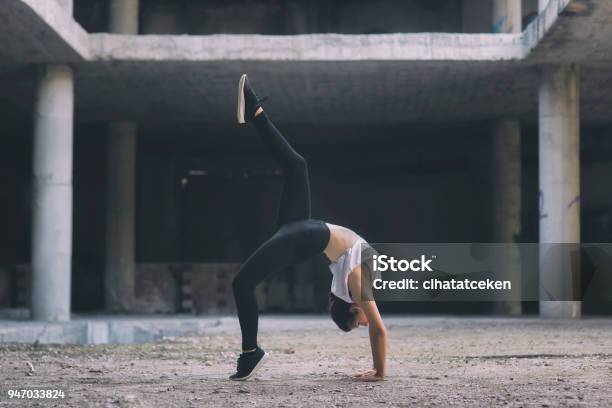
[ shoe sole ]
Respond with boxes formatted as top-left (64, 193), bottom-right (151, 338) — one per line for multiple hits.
top-left (237, 74), bottom-right (246, 124)
top-left (230, 352), bottom-right (269, 381)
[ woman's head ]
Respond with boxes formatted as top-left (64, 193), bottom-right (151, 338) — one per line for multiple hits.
top-left (328, 293), bottom-right (369, 331)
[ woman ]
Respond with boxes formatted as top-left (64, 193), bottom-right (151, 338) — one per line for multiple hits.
top-left (230, 74), bottom-right (387, 382)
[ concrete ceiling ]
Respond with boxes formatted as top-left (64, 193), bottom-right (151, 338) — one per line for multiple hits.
top-left (2, 0), bottom-right (612, 126)
top-left (527, 0), bottom-right (612, 66)
top-left (74, 60), bottom-right (540, 125)
top-left (0, 0), bottom-right (88, 63)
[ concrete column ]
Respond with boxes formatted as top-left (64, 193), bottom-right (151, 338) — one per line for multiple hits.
top-left (31, 65), bottom-right (74, 321)
top-left (109, 0), bottom-right (139, 34)
top-left (104, 0), bottom-right (140, 313)
top-left (491, 1), bottom-right (522, 315)
top-left (539, 64), bottom-right (581, 318)
top-left (492, 120), bottom-right (522, 315)
top-left (539, 0), bottom-right (549, 13)
top-left (105, 122), bottom-right (136, 312)
top-left (492, 0), bottom-right (522, 33)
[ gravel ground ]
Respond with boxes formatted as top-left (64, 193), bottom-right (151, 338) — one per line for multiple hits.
top-left (1, 316), bottom-right (612, 407)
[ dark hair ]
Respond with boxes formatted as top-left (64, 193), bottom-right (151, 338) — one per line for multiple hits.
top-left (328, 293), bottom-right (359, 332)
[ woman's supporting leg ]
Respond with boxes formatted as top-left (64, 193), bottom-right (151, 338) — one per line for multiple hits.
top-left (232, 233), bottom-right (286, 351)
top-left (252, 112), bottom-right (311, 226)
top-left (232, 221), bottom-right (329, 350)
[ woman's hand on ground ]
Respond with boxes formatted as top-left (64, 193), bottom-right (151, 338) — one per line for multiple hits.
top-left (352, 369), bottom-right (384, 382)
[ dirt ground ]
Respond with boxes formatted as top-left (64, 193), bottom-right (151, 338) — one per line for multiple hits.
top-left (1, 316), bottom-right (612, 407)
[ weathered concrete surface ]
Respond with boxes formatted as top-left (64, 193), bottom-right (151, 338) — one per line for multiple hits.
top-left (85, 0), bottom-right (577, 63)
top-left (0, 0), bottom-right (581, 65)
top-left (6, 0), bottom-right (612, 125)
top-left (89, 32), bottom-right (525, 62)
top-left (0, 0), bottom-right (582, 64)
top-left (528, 0), bottom-right (612, 65)
top-left (0, 315), bottom-right (237, 344)
top-left (3, 0), bottom-right (606, 66)
top-left (539, 65), bottom-right (581, 319)
top-left (31, 64), bottom-right (74, 322)
top-left (69, 0), bottom-right (612, 125)
top-left (0, 0), bottom-right (576, 66)
top-left (0, 0), bottom-right (89, 62)
top-left (1, 316), bottom-right (611, 407)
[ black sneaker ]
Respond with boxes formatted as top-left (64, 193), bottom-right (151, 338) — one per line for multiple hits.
top-left (237, 74), bottom-right (267, 124)
top-left (229, 347), bottom-right (269, 381)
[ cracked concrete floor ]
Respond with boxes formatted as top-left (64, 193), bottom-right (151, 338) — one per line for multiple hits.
top-left (1, 317), bottom-right (612, 407)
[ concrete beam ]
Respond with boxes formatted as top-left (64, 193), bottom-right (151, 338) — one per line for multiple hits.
top-left (87, 0), bottom-right (591, 64)
top-left (0, 0), bottom-right (89, 62)
top-left (539, 64), bottom-right (581, 319)
top-left (523, 0), bottom-right (612, 66)
top-left (4, 0), bottom-right (606, 66)
top-left (55, 0), bottom-right (72, 16)
top-left (88, 32), bottom-right (524, 62)
top-left (31, 64), bottom-right (74, 321)
top-left (7, 0), bottom-right (612, 127)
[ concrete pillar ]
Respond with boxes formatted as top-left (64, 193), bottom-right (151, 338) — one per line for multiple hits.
top-left (492, 120), bottom-right (522, 315)
top-left (539, 0), bottom-right (549, 13)
top-left (492, 0), bottom-right (522, 33)
top-left (109, 0), bottom-right (139, 34)
top-left (539, 65), bottom-right (581, 318)
top-left (491, 1), bottom-right (522, 315)
top-left (31, 65), bottom-right (74, 321)
top-left (105, 122), bottom-right (136, 312)
top-left (104, 0), bottom-right (140, 313)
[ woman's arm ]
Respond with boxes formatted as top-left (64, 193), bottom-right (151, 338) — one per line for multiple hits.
top-left (348, 265), bottom-right (387, 381)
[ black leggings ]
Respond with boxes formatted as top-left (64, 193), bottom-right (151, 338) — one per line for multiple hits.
top-left (232, 112), bottom-right (330, 350)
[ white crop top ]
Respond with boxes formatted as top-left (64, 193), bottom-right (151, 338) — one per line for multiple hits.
top-left (327, 224), bottom-right (368, 304)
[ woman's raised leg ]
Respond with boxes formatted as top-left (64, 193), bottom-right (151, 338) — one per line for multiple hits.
top-left (238, 74), bottom-right (311, 227)
top-left (252, 112), bottom-right (311, 226)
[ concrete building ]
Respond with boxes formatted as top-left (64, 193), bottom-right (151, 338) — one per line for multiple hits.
top-left (1, 0), bottom-right (612, 320)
